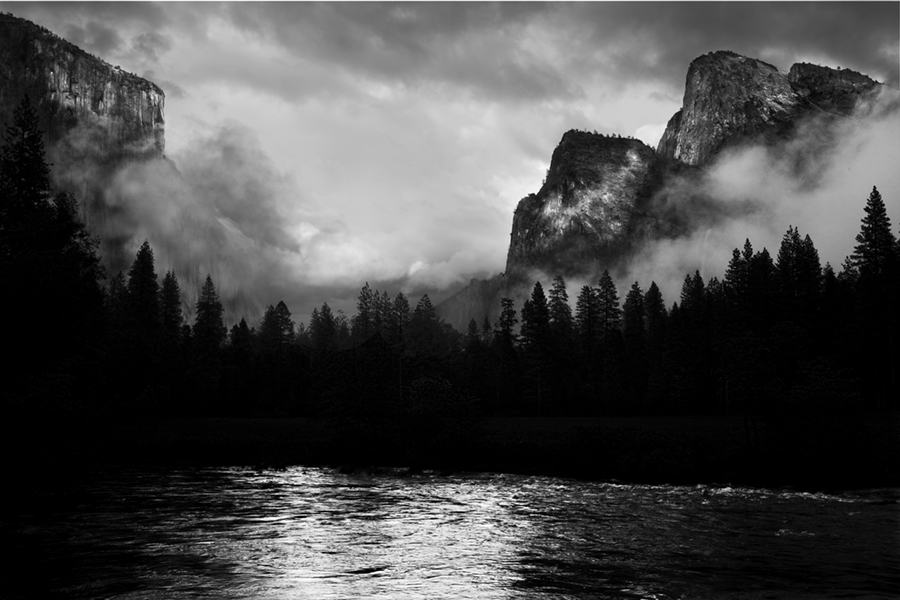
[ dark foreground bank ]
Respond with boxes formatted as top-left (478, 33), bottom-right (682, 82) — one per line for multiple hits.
top-left (5, 413), bottom-right (898, 490)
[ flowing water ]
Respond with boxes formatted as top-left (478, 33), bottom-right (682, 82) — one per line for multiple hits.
top-left (4, 467), bottom-right (898, 599)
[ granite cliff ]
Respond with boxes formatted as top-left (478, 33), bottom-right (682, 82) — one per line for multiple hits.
top-left (504, 131), bottom-right (669, 284)
top-left (438, 50), bottom-right (883, 330)
top-left (657, 51), bottom-right (878, 166)
top-left (0, 13), bottom-right (165, 158)
top-left (0, 13), bottom-right (166, 267)
top-left (439, 131), bottom-right (683, 330)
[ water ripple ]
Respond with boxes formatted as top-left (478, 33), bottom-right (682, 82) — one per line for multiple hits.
top-left (4, 467), bottom-right (898, 599)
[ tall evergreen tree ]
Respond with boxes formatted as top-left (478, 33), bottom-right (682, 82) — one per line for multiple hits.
top-left (520, 281), bottom-right (551, 352)
top-left (126, 240), bottom-right (160, 335)
top-left (229, 318), bottom-right (254, 354)
top-left (623, 281), bottom-right (648, 412)
top-left (466, 318), bottom-right (480, 343)
top-left (389, 292), bottom-right (411, 345)
top-left (574, 285), bottom-right (599, 351)
top-left (309, 302), bottom-right (338, 353)
top-left (0, 95), bottom-right (51, 216)
top-left (849, 186), bottom-right (898, 410)
top-left (493, 297), bottom-right (522, 414)
top-left (194, 274), bottom-right (226, 355)
top-left (520, 282), bottom-right (552, 415)
top-left (352, 282), bottom-right (375, 343)
top-left (1, 95), bottom-right (107, 408)
top-left (643, 281), bottom-right (668, 410)
top-left (596, 270), bottom-right (621, 342)
top-left (160, 270), bottom-right (184, 341)
top-left (495, 297), bottom-right (518, 345)
top-left (548, 275), bottom-right (573, 341)
top-left (851, 186), bottom-right (895, 280)
top-left (746, 247), bottom-right (777, 331)
top-left (407, 294), bottom-right (443, 356)
top-left (679, 270), bottom-right (705, 318)
top-left (644, 282), bottom-right (667, 345)
top-left (260, 300), bottom-right (295, 353)
top-left (776, 226), bottom-right (822, 326)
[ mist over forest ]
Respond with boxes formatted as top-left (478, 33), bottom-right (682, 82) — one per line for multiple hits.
top-left (1, 6), bottom-right (898, 493)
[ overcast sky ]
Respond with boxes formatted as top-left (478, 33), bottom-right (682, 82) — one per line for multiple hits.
top-left (4, 2), bottom-right (899, 324)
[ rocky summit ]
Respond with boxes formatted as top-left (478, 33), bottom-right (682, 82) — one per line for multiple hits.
top-left (657, 50), bottom-right (878, 166)
top-left (0, 13), bottom-right (165, 159)
top-left (438, 50), bottom-right (882, 330)
top-left (505, 131), bottom-right (668, 285)
top-left (0, 13), bottom-right (166, 266)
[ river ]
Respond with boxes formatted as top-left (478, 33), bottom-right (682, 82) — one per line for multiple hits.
top-left (4, 466), bottom-right (898, 598)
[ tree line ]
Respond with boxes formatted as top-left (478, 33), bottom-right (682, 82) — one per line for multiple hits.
top-left (3, 96), bottom-right (898, 420)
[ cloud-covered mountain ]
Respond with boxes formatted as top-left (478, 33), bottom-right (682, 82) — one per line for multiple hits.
top-left (437, 50), bottom-right (887, 331)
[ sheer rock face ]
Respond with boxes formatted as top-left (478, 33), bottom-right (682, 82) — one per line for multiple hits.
top-left (504, 131), bottom-right (667, 283)
top-left (0, 14), bottom-right (165, 159)
top-left (788, 62), bottom-right (879, 113)
top-left (0, 13), bottom-right (166, 267)
top-left (441, 51), bottom-right (883, 330)
top-left (657, 51), bottom-right (798, 166)
top-left (657, 50), bottom-right (878, 166)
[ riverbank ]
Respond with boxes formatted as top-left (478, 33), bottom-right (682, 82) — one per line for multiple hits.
top-left (5, 414), bottom-right (898, 490)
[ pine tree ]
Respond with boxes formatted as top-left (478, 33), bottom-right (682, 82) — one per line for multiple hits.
top-left (520, 282), bottom-right (552, 415)
top-left (679, 270), bottom-right (705, 317)
top-left (310, 302), bottom-right (338, 353)
top-left (644, 281), bottom-right (666, 338)
top-left (0, 95), bottom-right (51, 218)
top-left (260, 300), bottom-right (295, 353)
top-left (126, 240), bottom-right (160, 334)
top-left (623, 281), bottom-right (648, 411)
top-left (0, 97), bottom-right (107, 406)
top-left (160, 270), bottom-right (183, 342)
top-left (389, 292), bottom-right (411, 345)
top-left (596, 270), bottom-right (621, 342)
top-left (466, 318), bottom-right (480, 343)
top-left (548, 274), bottom-right (573, 342)
top-left (575, 285), bottom-right (599, 351)
top-left (776, 226), bottom-right (822, 325)
top-left (747, 247), bottom-right (777, 331)
top-left (520, 281), bottom-right (551, 352)
top-left (495, 297), bottom-right (518, 345)
top-left (194, 274), bottom-right (226, 355)
top-left (229, 318), bottom-right (254, 355)
top-left (851, 186), bottom-right (896, 281)
top-left (407, 294), bottom-right (448, 358)
top-left (352, 282), bottom-right (375, 343)
top-left (493, 297), bottom-right (522, 414)
top-left (849, 186), bottom-right (898, 410)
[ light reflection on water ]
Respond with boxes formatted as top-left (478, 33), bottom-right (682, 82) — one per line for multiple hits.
top-left (5, 467), bottom-right (899, 599)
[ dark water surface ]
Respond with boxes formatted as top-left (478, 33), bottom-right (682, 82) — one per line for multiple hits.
top-left (4, 467), bottom-right (898, 599)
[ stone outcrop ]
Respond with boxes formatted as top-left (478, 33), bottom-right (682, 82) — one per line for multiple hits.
top-left (0, 12), bottom-right (166, 268)
top-left (439, 51), bottom-right (883, 330)
top-left (505, 130), bottom-right (670, 283)
top-left (657, 50), bottom-right (878, 166)
top-left (437, 132), bottom-right (677, 328)
top-left (788, 62), bottom-right (879, 114)
top-left (0, 13), bottom-right (165, 158)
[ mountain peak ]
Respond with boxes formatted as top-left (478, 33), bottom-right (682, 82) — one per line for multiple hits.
top-left (657, 50), bottom-right (880, 166)
top-left (0, 12), bottom-right (165, 157)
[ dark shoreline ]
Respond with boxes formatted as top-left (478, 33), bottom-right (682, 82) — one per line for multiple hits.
top-left (5, 414), bottom-right (899, 491)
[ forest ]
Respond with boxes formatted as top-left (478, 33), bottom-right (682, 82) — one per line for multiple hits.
top-left (3, 97), bottom-right (898, 431)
